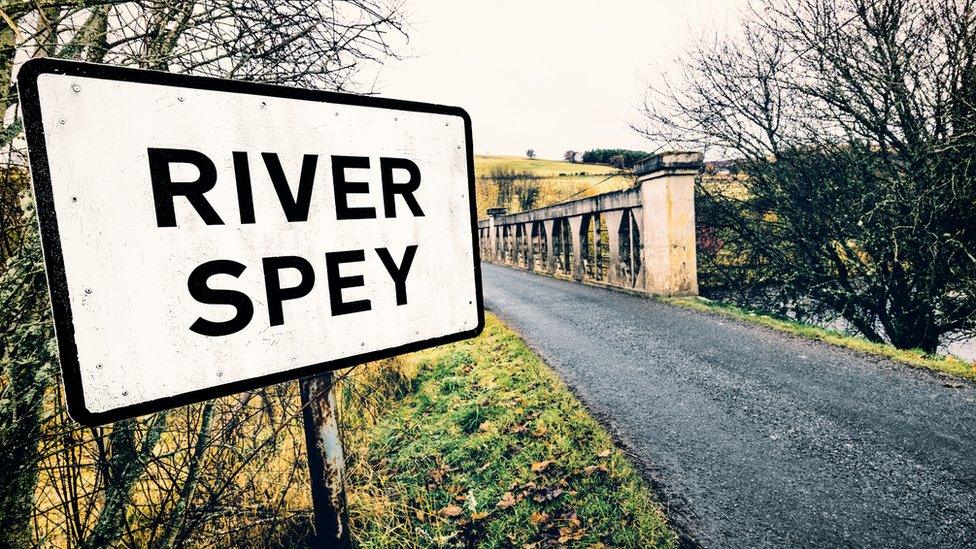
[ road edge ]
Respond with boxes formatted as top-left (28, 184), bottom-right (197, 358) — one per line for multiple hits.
top-left (484, 303), bottom-right (708, 549)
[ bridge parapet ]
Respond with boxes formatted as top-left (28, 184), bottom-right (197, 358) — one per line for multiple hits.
top-left (478, 151), bottom-right (702, 296)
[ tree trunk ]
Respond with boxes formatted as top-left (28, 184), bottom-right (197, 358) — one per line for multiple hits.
top-left (81, 414), bottom-right (168, 549)
top-left (0, 19), bottom-right (21, 148)
top-left (884, 313), bottom-right (941, 354)
top-left (157, 402), bottom-right (214, 548)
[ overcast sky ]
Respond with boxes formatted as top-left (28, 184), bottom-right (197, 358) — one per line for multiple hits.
top-left (370, 0), bottom-right (747, 160)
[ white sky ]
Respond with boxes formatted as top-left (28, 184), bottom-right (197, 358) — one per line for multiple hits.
top-left (370, 0), bottom-right (747, 160)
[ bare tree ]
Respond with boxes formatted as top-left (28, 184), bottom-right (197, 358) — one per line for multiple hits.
top-left (639, 0), bottom-right (976, 353)
top-left (563, 150), bottom-right (577, 163)
top-left (0, 1), bottom-right (408, 546)
top-left (526, 149), bottom-right (536, 159)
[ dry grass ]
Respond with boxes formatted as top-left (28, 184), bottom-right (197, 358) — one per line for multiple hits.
top-left (344, 314), bottom-right (676, 548)
top-left (27, 318), bottom-right (674, 547)
top-left (29, 359), bottom-right (419, 548)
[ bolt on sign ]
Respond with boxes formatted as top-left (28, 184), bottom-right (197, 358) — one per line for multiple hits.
top-left (18, 59), bottom-right (484, 426)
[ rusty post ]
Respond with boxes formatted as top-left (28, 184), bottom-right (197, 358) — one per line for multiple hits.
top-left (300, 371), bottom-right (351, 548)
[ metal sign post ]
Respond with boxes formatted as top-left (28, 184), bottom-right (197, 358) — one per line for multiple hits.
top-left (299, 372), bottom-right (351, 548)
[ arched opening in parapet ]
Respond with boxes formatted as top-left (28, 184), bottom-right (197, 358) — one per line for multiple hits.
top-left (509, 224), bottom-right (518, 266)
top-left (515, 224), bottom-right (528, 268)
top-left (580, 213), bottom-right (610, 282)
top-left (618, 209), bottom-right (642, 287)
top-left (581, 215), bottom-right (595, 280)
top-left (552, 218), bottom-right (572, 276)
top-left (494, 225), bottom-right (502, 261)
top-left (551, 220), bottom-right (564, 273)
top-left (532, 221), bottom-right (547, 271)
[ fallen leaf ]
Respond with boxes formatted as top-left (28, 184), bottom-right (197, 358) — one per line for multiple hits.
top-left (531, 424), bottom-right (548, 437)
top-left (496, 491), bottom-right (518, 509)
top-left (597, 449), bottom-right (611, 458)
top-left (414, 509), bottom-right (426, 521)
top-left (531, 460), bottom-right (554, 473)
top-left (530, 511), bottom-right (550, 525)
top-left (584, 464), bottom-right (608, 475)
top-left (440, 505), bottom-right (464, 518)
top-left (510, 423), bottom-right (528, 434)
top-left (471, 510), bottom-right (489, 521)
top-left (558, 513), bottom-right (586, 543)
top-left (479, 420), bottom-right (493, 431)
top-left (532, 486), bottom-right (564, 503)
top-left (429, 464), bottom-right (452, 485)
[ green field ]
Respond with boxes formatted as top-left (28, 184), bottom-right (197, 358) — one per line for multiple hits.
top-left (475, 156), bottom-right (619, 178)
top-left (474, 156), bottom-right (635, 219)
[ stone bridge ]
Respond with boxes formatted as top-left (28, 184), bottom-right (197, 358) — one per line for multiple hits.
top-left (478, 151), bottom-right (703, 296)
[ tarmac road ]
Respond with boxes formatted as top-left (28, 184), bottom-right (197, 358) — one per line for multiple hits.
top-left (481, 263), bottom-right (976, 548)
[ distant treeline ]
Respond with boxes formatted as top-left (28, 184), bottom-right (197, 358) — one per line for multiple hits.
top-left (580, 149), bottom-right (650, 168)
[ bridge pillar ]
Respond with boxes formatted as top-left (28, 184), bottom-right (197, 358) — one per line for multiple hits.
top-left (487, 218), bottom-right (495, 260)
top-left (502, 225), bottom-right (515, 264)
top-left (568, 215), bottom-right (584, 280)
top-left (603, 209), bottom-right (623, 285)
top-left (514, 224), bottom-right (523, 267)
top-left (635, 151), bottom-right (702, 296)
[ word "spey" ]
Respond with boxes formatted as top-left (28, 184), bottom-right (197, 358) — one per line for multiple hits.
top-left (148, 148), bottom-right (425, 337)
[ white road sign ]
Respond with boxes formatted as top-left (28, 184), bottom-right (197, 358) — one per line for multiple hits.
top-left (18, 59), bottom-right (483, 425)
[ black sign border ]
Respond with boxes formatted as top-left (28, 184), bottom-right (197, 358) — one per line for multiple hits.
top-left (17, 57), bottom-right (485, 426)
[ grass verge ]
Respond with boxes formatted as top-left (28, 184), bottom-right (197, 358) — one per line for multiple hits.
top-left (343, 314), bottom-right (676, 548)
top-left (662, 296), bottom-right (976, 381)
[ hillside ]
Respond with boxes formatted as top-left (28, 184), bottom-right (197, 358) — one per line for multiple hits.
top-left (474, 155), bottom-right (635, 219)
top-left (475, 155), bottom-right (618, 178)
